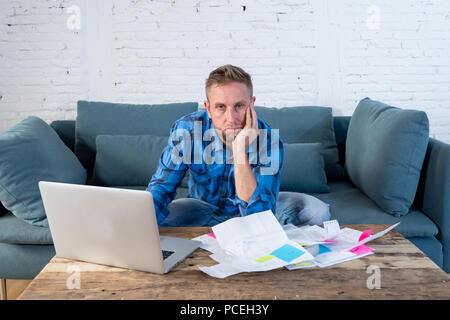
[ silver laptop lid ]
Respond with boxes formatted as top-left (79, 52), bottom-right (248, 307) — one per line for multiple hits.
top-left (38, 181), bottom-right (165, 274)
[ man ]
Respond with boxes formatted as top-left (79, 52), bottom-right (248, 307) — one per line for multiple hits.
top-left (146, 65), bottom-right (330, 227)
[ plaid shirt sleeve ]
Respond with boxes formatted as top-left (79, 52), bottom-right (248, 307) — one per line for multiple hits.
top-left (146, 122), bottom-right (189, 224)
top-left (234, 129), bottom-right (284, 216)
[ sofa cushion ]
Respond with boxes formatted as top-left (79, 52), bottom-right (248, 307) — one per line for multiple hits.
top-left (75, 101), bottom-right (198, 177)
top-left (0, 212), bottom-right (53, 244)
top-left (115, 181), bottom-right (438, 238)
top-left (92, 135), bottom-right (169, 186)
top-left (280, 143), bottom-right (329, 193)
top-left (0, 116), bottom-right (87, 227)
top-left (0, 242), bottom-right (55, 279)
top-left (408, 237), bottom-right (443, 269)
top-left (310, 181), bottom-right (439, 238)
top-left (255, 106), bottom-right (344, 180)
top-left (345, 97), bottom-right (429, 217)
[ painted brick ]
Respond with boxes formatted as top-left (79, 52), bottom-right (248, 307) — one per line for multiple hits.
top-left (0, 0), bottom-right (449, 142)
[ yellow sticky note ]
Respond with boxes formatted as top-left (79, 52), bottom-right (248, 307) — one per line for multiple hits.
top-left (298, 243), bottom-right (309, 246)
top-left (295, 262), bottom-right (312, 266)
top-left (254, 255), bottom-right (275, 263)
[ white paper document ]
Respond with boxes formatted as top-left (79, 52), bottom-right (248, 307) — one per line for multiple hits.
top-left (194, 210), bottom-right (313, 278)
top-left (282, 223), bottom-right (340, 246)
top-left (193, 213), bottom-right (400, 277)
top-left (323, 219), bottom-right (340, 240)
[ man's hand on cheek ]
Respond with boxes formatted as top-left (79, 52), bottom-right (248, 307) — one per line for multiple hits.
top-left (232, 104), bottom-right (259, 160)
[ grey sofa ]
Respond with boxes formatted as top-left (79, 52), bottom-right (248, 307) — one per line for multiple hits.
top-left (0, 100), bottom-right (448, 288)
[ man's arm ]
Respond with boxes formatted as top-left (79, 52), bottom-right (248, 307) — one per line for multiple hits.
top-left (233, 129), bottom-right (284, 216)
top-left (233, 147), bottom-right (257, 203)
top-left (233, 103), bottom-right (259, 202)
top-left (232, 104), bottom-right (283, 214)
top-left (146, 123), bottom-right (189, 224)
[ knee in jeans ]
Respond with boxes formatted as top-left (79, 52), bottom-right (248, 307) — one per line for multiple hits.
top-left (303, 203), bottom-right (330, 226)
top-left (163, 198), bottom-right (216, 227)
top-left (294, 194), bottom-right (330, 226)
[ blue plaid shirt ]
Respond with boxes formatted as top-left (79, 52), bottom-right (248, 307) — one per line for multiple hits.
top-left (146, 110), bottom-right (284, 224)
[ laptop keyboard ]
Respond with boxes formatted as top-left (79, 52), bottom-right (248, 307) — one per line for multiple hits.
top-left (162, 250), bottom-right (175, 260)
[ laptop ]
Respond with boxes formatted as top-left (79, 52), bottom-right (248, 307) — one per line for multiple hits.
top-left (38, 181), bottom-right (201, 274)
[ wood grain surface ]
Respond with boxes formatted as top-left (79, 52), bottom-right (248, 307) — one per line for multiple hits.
top-left (18, 225), bottom-right (450, 300)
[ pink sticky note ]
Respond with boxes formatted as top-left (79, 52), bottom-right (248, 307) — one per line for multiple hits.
top-left (358, 229), bottom-right (372, 242)
top-left (323, 239), bottom-right (338, 243)
top-left (207, 232), bottom-right (216, 239)
top-left (350, 244), bottom-right (374, 255)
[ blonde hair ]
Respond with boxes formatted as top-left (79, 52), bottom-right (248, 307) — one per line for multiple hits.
top-left (205, 64), bottom-right (253, 100)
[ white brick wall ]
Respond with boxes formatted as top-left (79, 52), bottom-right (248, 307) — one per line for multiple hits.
top-left (0, 0), bottom-right (82, 130)
top-left (1, 0), bottom-right (449, 142)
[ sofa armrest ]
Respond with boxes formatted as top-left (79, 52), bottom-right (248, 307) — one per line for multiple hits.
top-left (419, 138), bottom-right (450, 272)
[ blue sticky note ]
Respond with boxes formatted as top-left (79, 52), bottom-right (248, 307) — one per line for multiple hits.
top-left (318, 244), bottom-right (332, 255)
top-left (270, 244), bottom-right (305, 262)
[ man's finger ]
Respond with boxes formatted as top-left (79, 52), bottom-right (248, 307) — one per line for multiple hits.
top-left (251, 104), bottom-right (258, 129)
top-left (245, 105), bottom-right (251, 128)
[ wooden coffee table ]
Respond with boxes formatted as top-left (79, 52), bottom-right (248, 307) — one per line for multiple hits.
top-left (18, 224), bottom-right (449, 300)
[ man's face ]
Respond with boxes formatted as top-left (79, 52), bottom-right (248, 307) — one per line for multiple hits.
top-left (204, 82), bottom-right (255, 145)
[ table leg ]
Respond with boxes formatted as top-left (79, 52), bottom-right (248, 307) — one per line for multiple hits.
top-left (0, 279), bottom-right (6, 300)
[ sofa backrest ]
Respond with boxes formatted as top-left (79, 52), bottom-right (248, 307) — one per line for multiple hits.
top-left (51, 115), bottom-right (354, 174)
top-left (76, 101), bottom-right (199, 177)
top-left (49, 115), bottom-right (441, 208)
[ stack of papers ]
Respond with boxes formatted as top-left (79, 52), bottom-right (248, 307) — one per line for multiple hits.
top-left (193, 210), bottom-right (400, 278)
top-left (283, 220), bottom-right (399, 269)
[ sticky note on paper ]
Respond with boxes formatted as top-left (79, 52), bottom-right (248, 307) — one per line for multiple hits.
top-left (207, 232), bottom-right (216, 239)
top-left (358, 229), bottom-right (372, 242)
top-left (270, 244), bottom-right (305, 263)
top-left (254, 255), bottom-right (275, 263)
top-left (350, 244), bottom-right (374, 255)
top-left (295, 262), bottom-right (312, 266)
top-left (318, 244), bottom-right (332, 255)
